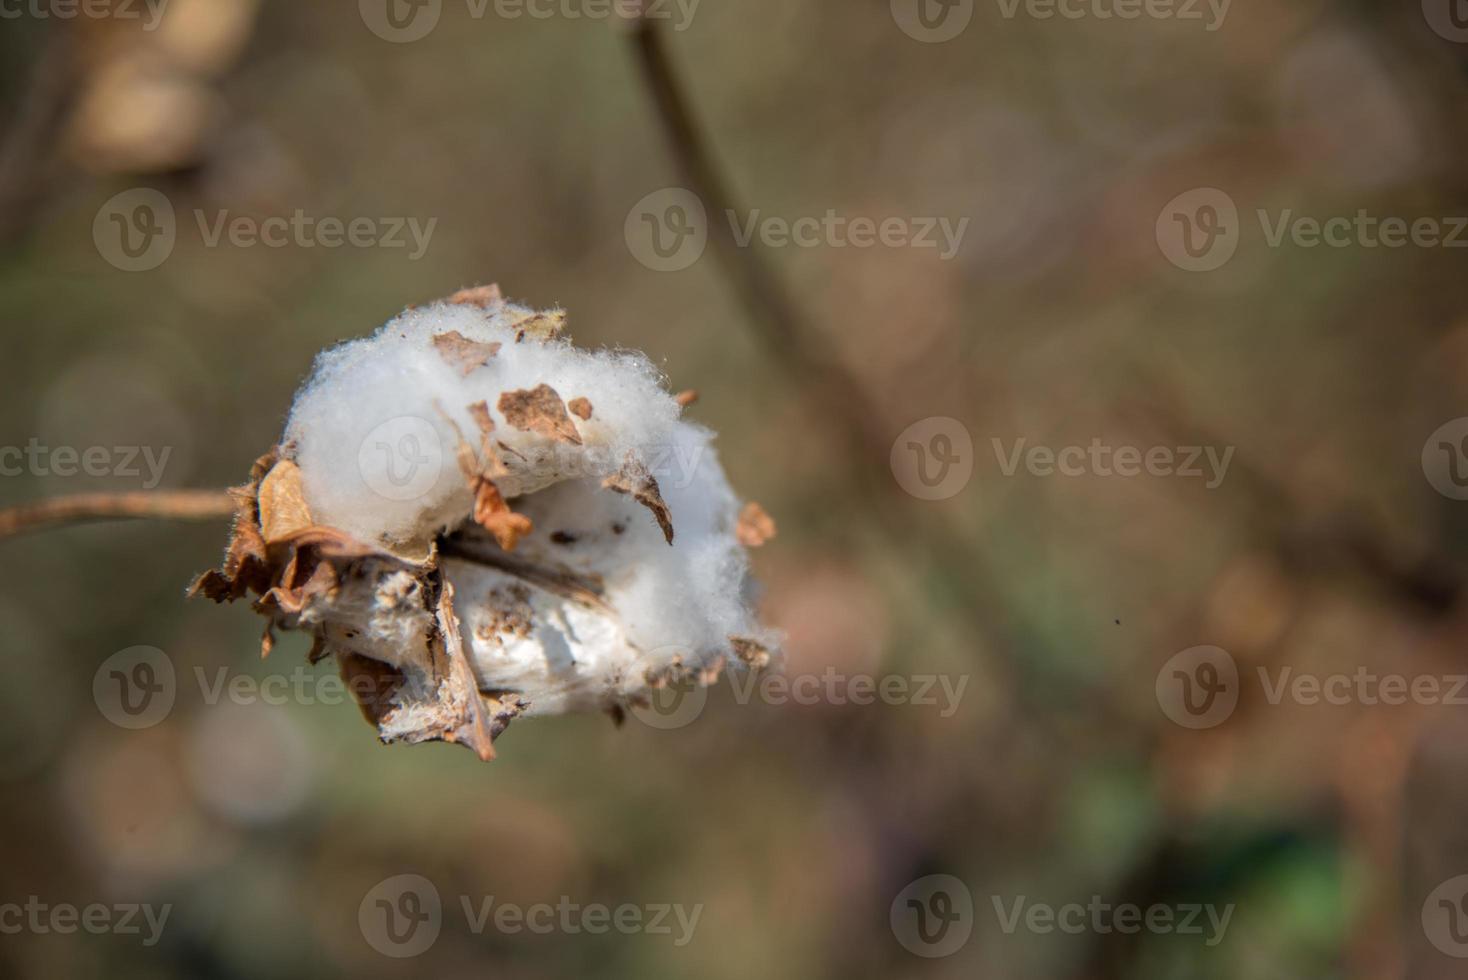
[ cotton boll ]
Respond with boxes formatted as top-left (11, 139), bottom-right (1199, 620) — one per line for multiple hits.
top-left (285, 298), bottom-right (681, 553)
top-left (194, 286), bottom-right (778, 760)
top-left (452, 422), bottom-right (769, 716)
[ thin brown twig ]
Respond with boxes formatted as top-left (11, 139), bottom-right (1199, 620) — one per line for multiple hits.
top-left (0, 28), bottom-right (79, 248)
top-left (0, 489), bottom-right (235, 539)
top-left (627, 18), bottom-right (1047, 691)
top-left (628, 20), bottom-right (883, 457)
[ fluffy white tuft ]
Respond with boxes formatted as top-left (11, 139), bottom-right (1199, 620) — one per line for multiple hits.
top-left (278, 295), bottom-right (775, 719)
top-left (285, 299), bottom-right (681, 553)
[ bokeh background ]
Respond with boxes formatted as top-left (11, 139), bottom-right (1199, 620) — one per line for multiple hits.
top-left (5, 0), bottom-right (1468, 977)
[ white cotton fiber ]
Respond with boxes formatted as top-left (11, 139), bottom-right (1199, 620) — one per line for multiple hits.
top-left (450, 422), bottom-right (763, 715)
top-left (273, 291), bottom-right (777, 721)
top-left (284, 298), bottom-right (682, 553)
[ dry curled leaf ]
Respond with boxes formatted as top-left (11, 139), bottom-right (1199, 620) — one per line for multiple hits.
top-left (498, 384), bottom-right (583, 445)
top-left (432, 330), bottom-right (502, 377)
top-left (191, 451), bottom-right (527, 756)
top-left (441, 401), bottom-right (532, 552)
top-left (188, 452), bottom-right (277, 602)
top-left (448, 283), bottom-right (503, 308)
top-left (736, 501), bottom-right (777, 548)
top-left (435, 582), bottom-right (503, 761)
top-left (730, 635), bottom-right (773, 669)
top-left (257, 459), bottom-right (313, 543)
top-left (602, 452), bottom-right (674, 545)
top-left (507, 309), bottom-right (566, 343)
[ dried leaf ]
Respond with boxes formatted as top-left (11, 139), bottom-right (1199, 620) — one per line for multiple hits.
top-left (498, 384), bottom-right (582, 445)
top-left (602, 452), bottom-right (674, 544)
top-left (189, 485), bottom-right (271, 601)
top-left (338, 652), bottom-right (406, 727)
top-left (736, 501), bottom-right (776, 547)
top-left (468, 401), bottom-right (496, 442)
top-left (477, 496), bottom-right (534, 552)
top-left (337, 580), bottom-right (521, 760)
top-left (567, 397), bottom-right (593, 420)
top-left (257, 459), bottom-right (313, 543)
top-left (440, 401), bottom-right (533, 551)
top-left (730, 636), bottom-right (772, 669)
top-left (432, 330), bottom-right (502, 377)
top-left (447, 283), bottom-right (503, 308)
top-left (436, 583), bottom-right (501, 761)
top-left (508, 309), bottom-right (566, 343)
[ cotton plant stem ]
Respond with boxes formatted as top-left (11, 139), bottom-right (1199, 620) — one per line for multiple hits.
top-left (627, 19), bottom-right (1037, 679)
top-left (0, 489), bottom-right (236, 539)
